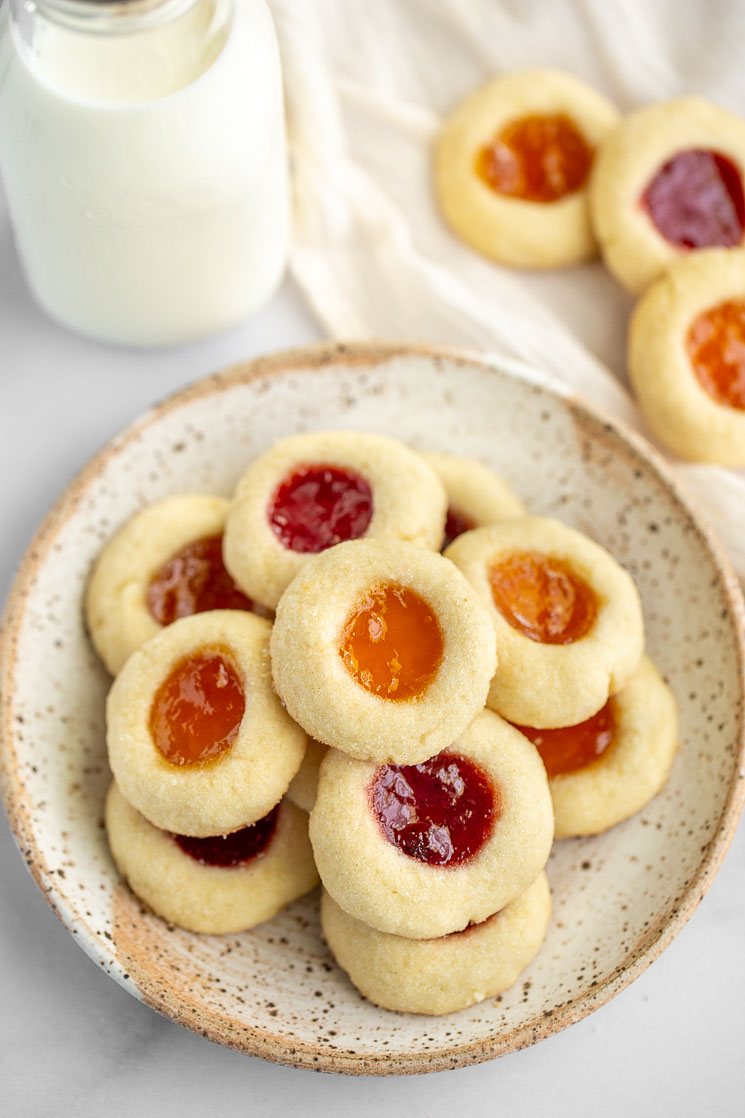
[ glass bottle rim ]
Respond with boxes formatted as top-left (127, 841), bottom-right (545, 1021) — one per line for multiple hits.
top-left (13, 0), bottom-right (202, 35)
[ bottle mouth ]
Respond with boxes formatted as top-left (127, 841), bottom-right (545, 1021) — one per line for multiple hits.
top-left (18, 0), bottom-right (200, 35)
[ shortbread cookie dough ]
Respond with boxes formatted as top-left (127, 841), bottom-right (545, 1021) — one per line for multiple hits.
top-left (107, 610), bottom-right (306, 836)
top-left (420, 453), bottom-right (525, 549)
top-left (513, 655), bottom-right (678, 838)
top-left (86, 494), bottom-right (253, 675)
top-left (286, 738), bottom-right (328, 814)
top-left (590, 98), bottom-right (745, 293)
top-left (434, 69), bottom-right (620, 268)
top-left (223, 431), bottom-right (447, 609)
top-left (309, 709), bottom-right (553, 939)
top-left (445, 517), bottom-right (644, 728)
top-left (270, 538), bottom-right (497, 765)
top-left (629, 247), bottom-right (745, 466)
top-left (106, 782), bottom-right (318, 934)
top-left (321, 871), bottom-right (550, 1015)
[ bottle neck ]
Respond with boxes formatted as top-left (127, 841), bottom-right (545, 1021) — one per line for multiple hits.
top-left (9, 0), bottom-right (234, 104)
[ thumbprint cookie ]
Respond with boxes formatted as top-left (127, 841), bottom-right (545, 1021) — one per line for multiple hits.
top-left (270, 538), bottom-right (497, 765)
top-left (286, 739), bottom-right (328, 814)
top-left (223, 431), bottom-right (447, 609)
top-left (86, 494), bottom-right (254, 676)
top-left (420, 452), bottom-right (525, 550)
top-left (106, 610), bottom-right (306, 837)
top-left (629, 247), bottom-right (745, 466)
top-left (321, 872), bottom-right (550, 1016)
top-left (590, 98), bottom-right (745, 293)
top-left (309, 709), bottom-right (554, 940)
top-left (105, 782), bottom-right (318, 935)
top-left (512, 655), bottom-right (678, 838)
top-left (445, 517), bottom-right (644, 728)
top-left (434, 69), bottom-right (620, 268)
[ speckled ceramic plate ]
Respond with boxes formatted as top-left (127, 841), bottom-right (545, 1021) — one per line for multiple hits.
top-left (1, 342), bottom-right (744, 1074)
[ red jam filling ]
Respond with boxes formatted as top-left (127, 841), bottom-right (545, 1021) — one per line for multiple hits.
top-left (146, 533), bottom-right (252, 625)
top-left (641, 149), bottom-right (745, 249)
top-left (149, 648), bottom-right (245, 766)
top-left (686, 299), bottom-right (745, 410)
top-left (173, 805), bottom-right (279, 867)
top-left (475, 112), bottom-right (594, 203)
top-left (514, 699), bottom-right (616, 778)
top-left (488, 551), bottom-right (598, 644)
top-left (442, 506), bottom-right (476, 551)
top-left (370, 752), bottom-right (498, 866)
top-left (339, 583), bottom-right (444, 700)
top-left (268, 464), bottom-right (373, 553)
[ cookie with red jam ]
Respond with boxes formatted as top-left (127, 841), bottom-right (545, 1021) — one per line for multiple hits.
top-left (309, 709), bottom-right (553, 939)
top-left (270, 538), bottom-right (497, 765)
top-left (105, 782), bottom-right (318, 935)
top-left (445, 517), bottom-right (644, 728)
top-left (590, 98), bottom-right (745, 293)
top-left (513, 655), bottom-right (678, 838)
top-left (86, 494), bottom-right (255, 676)
top-left (629, 247), bottom-right (745, 466)
top-left (420, 452), bottom-right (525, 550)
top-left (434, 69), bottom-right (620, 268)
top-left (223, 431), bottom-right (447, 610)
top-left (106, 610), bottom-right (306, 837)
top-left (321, 871), bottom-right (550, 1016)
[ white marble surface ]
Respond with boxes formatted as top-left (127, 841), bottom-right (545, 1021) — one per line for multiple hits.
top-left (1, 186), bottom-right (745, 1118)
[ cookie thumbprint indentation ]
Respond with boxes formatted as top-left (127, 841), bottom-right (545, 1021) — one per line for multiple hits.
top-left (442, 506), bottom-right (477, 551)
top-left (149, 648), bottom-right (245, 766)
top-left (686, 299), bottom-right (745, 410)
top-left (339, 584), bottom-right (444, 700)
top-left (269, 465), bottom-right (374, 553)
top-left (513, 699), bottom-right (616, 777)
top-left (641, 149), bottom-right (745, 249)
top-left (489, 551), bottom-right (598, 644)
top-left (147, 534), bottom-right (253, 624)
top-left (173, 805), bottom-right (279, 866)
top-left (476, 113), bottom-right (593, 203)
top-left (370, 753), bottom-right (498, 866)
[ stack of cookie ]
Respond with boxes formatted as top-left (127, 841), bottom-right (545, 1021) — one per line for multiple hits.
top-left (435, 70), bottom-right (745, 467)
top-left (87, 429), bottom-right (677, 1015)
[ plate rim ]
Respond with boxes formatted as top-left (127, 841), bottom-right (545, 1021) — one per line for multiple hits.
top-left (1, 339), bottom-right (744, 1075)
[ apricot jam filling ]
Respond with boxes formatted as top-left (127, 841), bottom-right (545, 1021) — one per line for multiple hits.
top-left (269, 464), bottom-right (373, 553)
top-left (488, 551), bottom-right (598, 644)
top-left (147, 534), bottom-right (252, 625)
top-left (173, 805), bottom-right (278, 867)
top-left (370, 752), bottom-right (497, 866)
top-left (514, 699), bottom-right (616, 778)
top-left (149, 648), bottom-right (245, 766)
top-left (339, 583), bottom-right (444, 700)
top-left (475, 113), bottom-right (593, 203)
top-left (686, 299), bottom-right (745, 410)
top-left (641, 149), bottom-right (745, 249)
top-left (442, 506), bottom-right (476, 551)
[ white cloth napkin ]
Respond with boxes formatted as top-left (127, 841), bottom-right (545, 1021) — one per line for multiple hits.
top-left (269, 0), bottom-right (745, 584)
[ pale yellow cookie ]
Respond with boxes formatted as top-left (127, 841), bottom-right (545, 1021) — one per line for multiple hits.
top-left (223, 431), bottom-right (447, 610)
top-left (590, 98), bottom-right (745, 293)
top-left (86, 494), bottom-right (243, 675)
top-left (270, 538), bottom-right (497, 765)
top-left (309, 709), bottom-right (554, 940)
top-left (421, 453), bottom-right (525, 547)
top-left (517, 655), bottom-right (678, 839)
top-left (321, 872), bottom-right (550, 1016)
top-left (445, 518), bottom-right (644, 728)
top-left (286, 739), bottom-right (328, 814)
top-left (434, 68), bottom-right (620, 268)
top-left (629, 247), bottom-right (745, 466)
top-left (106, 610), bottom-right (306, 837)
top-left (105, 782), bottom-right (318, 935)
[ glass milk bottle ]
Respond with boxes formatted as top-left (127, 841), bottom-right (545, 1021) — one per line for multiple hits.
top-left (0, 0), bottom-right (290, 346)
